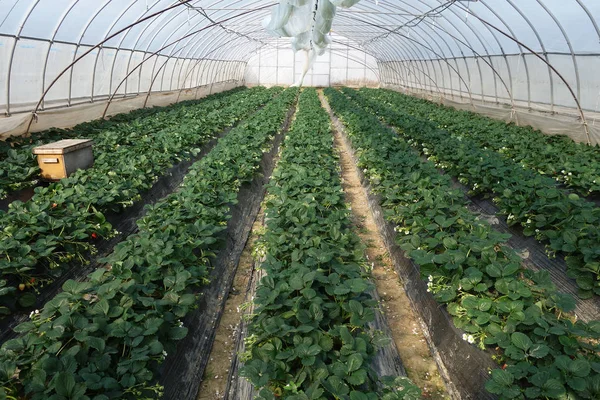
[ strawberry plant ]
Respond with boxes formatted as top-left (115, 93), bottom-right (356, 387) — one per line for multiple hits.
top-left (0, 88), bottom-right (298, 400)
top-left (0, 87), bottom-right (281, 318)
top-left (363, 88), bottom-right (600, 196)
top-left (325, 87), bottom-right (600, 400)
top-left (0, 87), bottom-right (248, 200)
top-left (346, 88), bottom-right (600, 299)
top-left (241, 88), bottom-right (420, 399)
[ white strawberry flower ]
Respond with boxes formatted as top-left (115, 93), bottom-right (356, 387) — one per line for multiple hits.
top-left (462, 334), bottom-right (475, 344)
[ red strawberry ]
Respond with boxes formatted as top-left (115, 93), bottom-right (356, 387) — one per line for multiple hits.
top-left (91, 232), bottom-right (98, 239)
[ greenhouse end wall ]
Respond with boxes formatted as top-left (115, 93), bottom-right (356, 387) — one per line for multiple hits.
top-left (245, 37), bottom-right (379, 88)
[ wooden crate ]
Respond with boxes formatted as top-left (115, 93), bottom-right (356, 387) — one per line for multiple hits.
top-left (32, 139), bottom-right (94, 181)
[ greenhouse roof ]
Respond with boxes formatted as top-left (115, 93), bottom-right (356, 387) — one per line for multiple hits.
top-left (0, 1), bottom-right (599, 142)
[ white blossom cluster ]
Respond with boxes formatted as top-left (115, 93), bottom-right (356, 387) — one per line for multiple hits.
top-left (462, 333), bottom-right (475, 344)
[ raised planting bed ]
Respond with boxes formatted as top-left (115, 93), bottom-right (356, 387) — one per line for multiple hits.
top-left (159, 89), bottom-right (298, 400)
top-left (233, 88), bottom-right (420, 400)
top-left (459, 190), bottom-right (600, 322)
top-left (0, 88), bottom-right (299, 400)
top-left (364, 88), bottom-right (600, 197)
top-left (0, 87), bottom-right (281, 320)
top-left (0, 114), bottom-right (243, 344)
top-left (345, 88), bottom-right (600, 299)
top-left (325, 87), bottom-right (600, 400)
top-left (0, 87), bottom-right (247, 202)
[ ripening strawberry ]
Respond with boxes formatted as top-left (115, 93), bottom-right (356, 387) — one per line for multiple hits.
top-left (18, 284), bottom-right (25, 291)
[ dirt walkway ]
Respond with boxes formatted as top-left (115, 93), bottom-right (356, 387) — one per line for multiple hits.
top-left (196, 209), bottom-right (264, 400)
top-left (320, 90), bottom-right (449, 400)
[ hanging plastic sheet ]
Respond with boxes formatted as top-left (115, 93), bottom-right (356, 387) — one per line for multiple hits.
top-left (263, 0), bottom-right (362, 86)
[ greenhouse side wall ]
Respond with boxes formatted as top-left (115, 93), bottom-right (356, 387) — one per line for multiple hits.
top-left (379, 58), bottom-right (600, 146)
top-left (0, 80), bottom-right (241, 140)
top-left (0, 47), bottom-right (247, 140)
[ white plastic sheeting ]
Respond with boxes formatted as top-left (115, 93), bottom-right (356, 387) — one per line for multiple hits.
top-left (245, 35), bottom-right (378, 87)
top-left (263, 0), bottom-right (363, 85)
top-left (0, 1), bottom-right (597, 143)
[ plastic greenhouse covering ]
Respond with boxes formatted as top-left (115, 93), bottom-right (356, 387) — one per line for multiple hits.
top-left (0, 0), bottom-right (598, 144)
top-left (3, 3), bottom-right (600, 400)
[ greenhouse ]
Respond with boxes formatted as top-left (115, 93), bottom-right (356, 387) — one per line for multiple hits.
top-left (0, 1), bottom-right (599, 399)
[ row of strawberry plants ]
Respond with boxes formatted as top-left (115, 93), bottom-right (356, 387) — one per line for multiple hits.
top-left (0, 87), bottom-right (248, 200)
top-left (0, 87), bottom-right (298, 400)
top-left (364, 88), bottom-right (600, 196)
top-left (240, 88), bottom-right (420, 400)
top-left (345, 88), bottom-right (600, 299)
top-left (325, 87), bottom-right (600, 400)
top-left (0, 87), bottom-right (280, 318)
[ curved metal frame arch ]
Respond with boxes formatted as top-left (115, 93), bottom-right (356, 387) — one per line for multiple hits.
top-left (146, 30), bottom-right (263, 107)
top-left (357, 0), bottom-right (478, 99)
top-left (360, 1), bottom-right (487, 101)
top-left (40, 0), bottom-right (80, 110)
top-left (26, 0), bottom-right (195, 132)
top-left (102, 5), bottom-right (273, 118)
top-left (339, 1), bottom-right (515, 106)
top-left (342, 14), bottom-right (476, 104)
top-left (334, 4), bottom-right (473, 100)
top-left (5, 0), bottom-right (42, 116)
top-left (455, 1), bottom-right (591, 143)
top-left (150, 3), bottom-right (269, 96)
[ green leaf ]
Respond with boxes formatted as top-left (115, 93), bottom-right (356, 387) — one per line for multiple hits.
top-left (325, 376), bottom-right (349, 396)
top-left (87, 337), bottom-right (105, 352)
top-left (346, 369), bottom-right (367, 386)
top-left (542, 379), bottom-right (565, 397)
top-left (169, 326), bottom-right (188, 341)
top-left (0, 360), bottom-right (16, 381)
top-left (570, 359), bottom-right (591, 378)
top-left (348, 300), bottom-right (363, 316)
top-left (54, 372), bottom-right (76, 397)
top-left (346, 353), bottom-right (363, 373)
top-left (13, 321), bottom-right (36, 333)
top-left (568, 377), bottom-right (587, 392)
top-left (290, 274), bottom-right (304, 290)
top-left (524, 387), bottom-right (541, 399)
top-left (511, 332), bottom-right (532, 351)
top-left (18, 292), bottom-right (36, 308)
top-left (178, 293), bottom-right (196, 306)
top-left (350, 392), bottom-right (369, 400)
top-left (96, 299), bottom-right (110, 315)
top-left (528, 343), bottom-right (549, 358)
top-left (491, 369), bottom-right (514, 387)
top-left (319, 335), bottom-right (334, 351)
top-left (486, 263), bottom-right (502, 278)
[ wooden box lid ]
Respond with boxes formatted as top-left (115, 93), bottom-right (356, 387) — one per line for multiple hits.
top-left (33, 139), bottom-right (93, 155)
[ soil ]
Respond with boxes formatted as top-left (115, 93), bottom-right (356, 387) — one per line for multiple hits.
top-left (196, 209), bottom-right (264, 400)
top-left (321, 90), bottom-right (450, 400)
